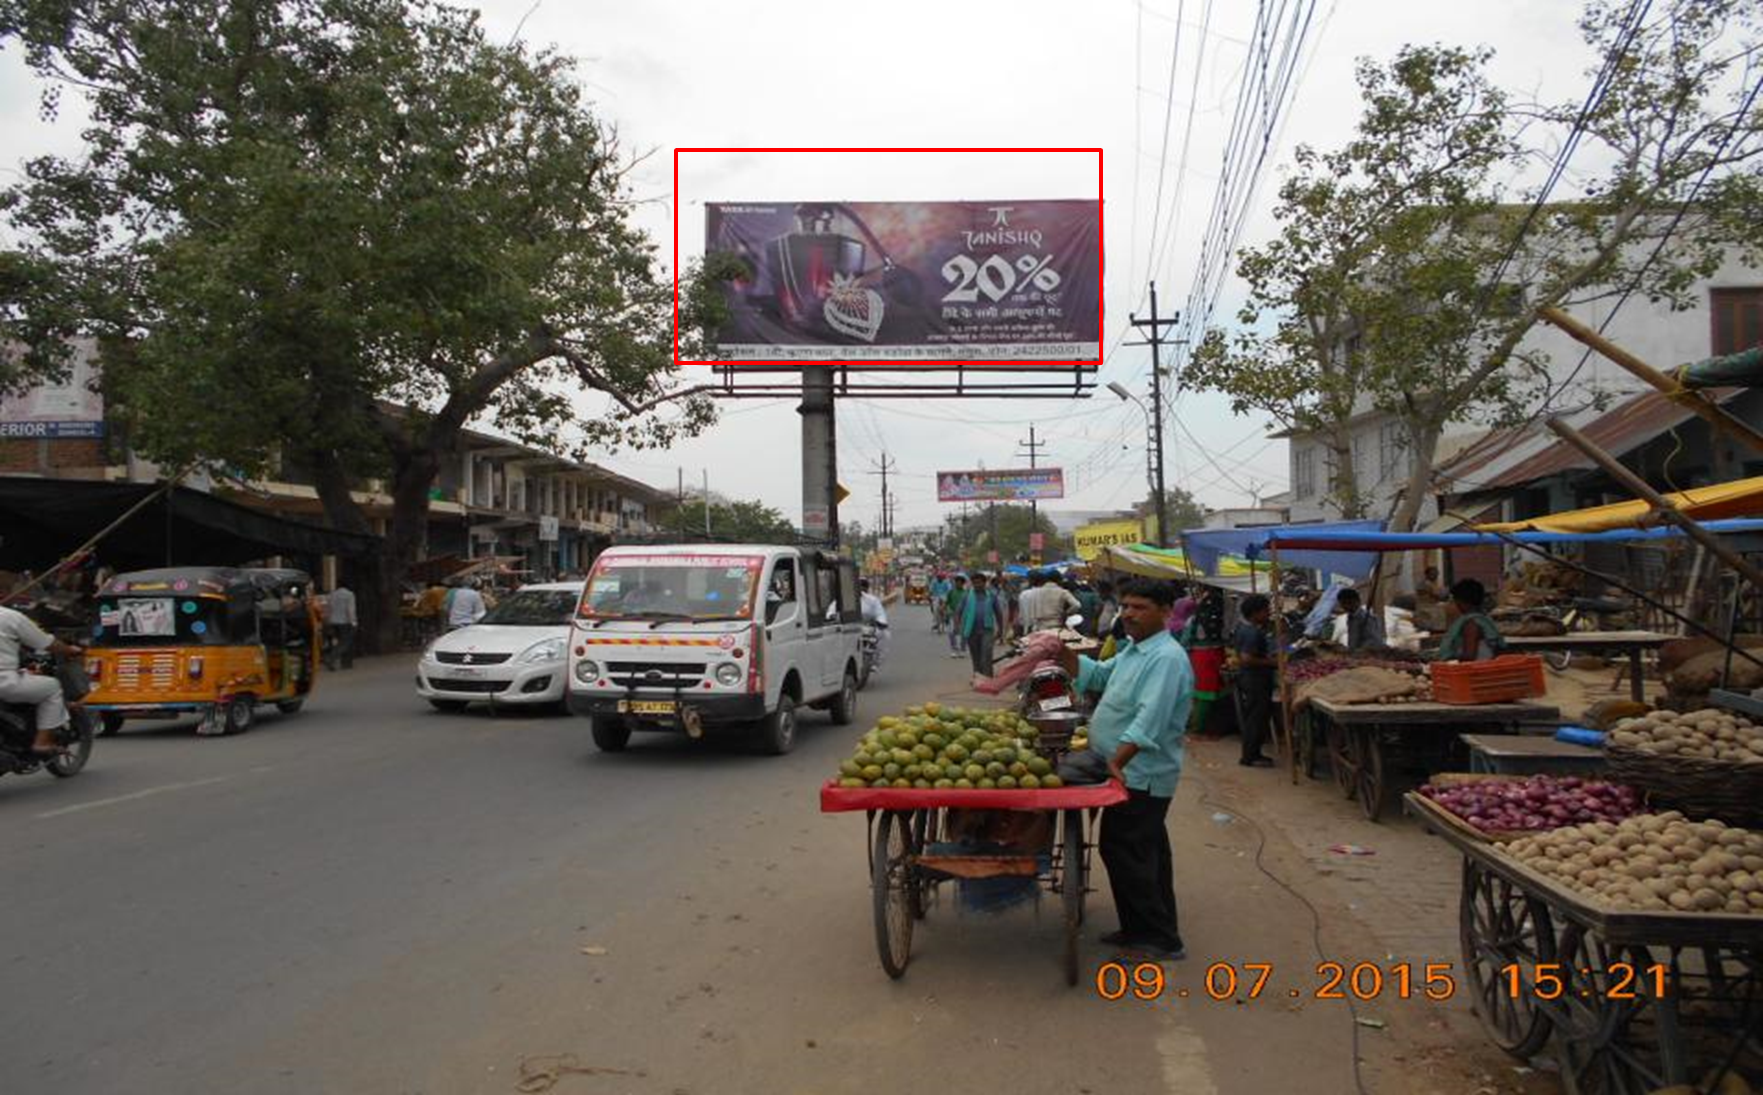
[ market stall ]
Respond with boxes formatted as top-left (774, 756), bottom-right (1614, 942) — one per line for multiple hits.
top-left (820, 702), bottom-right (1121, 985)
top-left (1311, 697), bottom-right (1560, 821)
top-left (1405, 786), bottom-right (1763, 1094)
top-left (1501, 631), bottom-right (1672, 703)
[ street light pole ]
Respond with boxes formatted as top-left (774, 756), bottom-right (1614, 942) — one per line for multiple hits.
top-left (1108, 381), bottom-right (1165, 549)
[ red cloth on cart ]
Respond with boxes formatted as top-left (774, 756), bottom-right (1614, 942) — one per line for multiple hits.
top-left (1188, 644), bottom-right (1224, 693)
top-left (972, 630), bottom-right (1069, 695)
top-left (819, 778), bottom-right (1129, 813)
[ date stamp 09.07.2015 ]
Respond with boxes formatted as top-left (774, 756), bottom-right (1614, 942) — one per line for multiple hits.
top-left (1093, 960), bottom-right (1673, 1004)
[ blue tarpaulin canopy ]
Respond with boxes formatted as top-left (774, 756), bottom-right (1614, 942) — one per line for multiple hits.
top-left (1181, 520), bottom-right (1387, 580)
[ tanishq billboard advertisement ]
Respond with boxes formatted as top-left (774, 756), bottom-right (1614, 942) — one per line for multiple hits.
top-left (936, 468), bottom-right (1066, 503)
top-left (705, 200), bottom-right (1100, 362)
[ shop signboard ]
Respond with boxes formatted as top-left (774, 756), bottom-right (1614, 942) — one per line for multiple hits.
top-left (935, 468), bottom-right (1064, 503)
top-left (1074, 519), bottom-right (1145, 561)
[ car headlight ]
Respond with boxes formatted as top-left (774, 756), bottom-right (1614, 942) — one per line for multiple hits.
top-left (714, 662), bottom-right (743, 687)
top-left (519, 638), bottom-right (568, 664)
top-left (573, 659), bottom-right (600, 683)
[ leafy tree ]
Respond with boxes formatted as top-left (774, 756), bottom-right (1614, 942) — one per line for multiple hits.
top-left (1183, 45), bottom-right (1517, 519)
top-left (661, 498), bottom-right (798, 544)
top-left (1184, 1), bottom-right (1763, 531)
top-left (0, 0), bottom-right (728, 646)
top-left (941, 503), bottom-right (1061, 564)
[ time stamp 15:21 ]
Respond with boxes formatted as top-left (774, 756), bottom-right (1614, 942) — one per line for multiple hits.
top-left (1094, 961), bottom-right (1673, 1003)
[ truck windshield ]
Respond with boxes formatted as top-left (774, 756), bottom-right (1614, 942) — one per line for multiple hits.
top-left (580, 554), bottom-right (763, 620)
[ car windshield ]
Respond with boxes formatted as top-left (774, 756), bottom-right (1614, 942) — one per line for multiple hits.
top-left (480, 589), bottom-right (579, 626)
top-left (580, 555), bottom-right (763, 620)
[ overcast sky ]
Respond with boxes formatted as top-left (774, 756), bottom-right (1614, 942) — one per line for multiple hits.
top-left (0, 0), bottom-right (1598, 531)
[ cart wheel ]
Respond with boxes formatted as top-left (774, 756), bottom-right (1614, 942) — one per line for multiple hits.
top-left (1061, 809), bottom-right (1084, 987)
top-left (872, 810), bottom-right (915, 979)
top-left (1551, 927), bottom-right (1661, 1095)
top-left (1328, 719), bottom-right (1356, 799)
top-left (1354, 728), bottom-right (1385, 822)
top-left (1459, 859), bottom-right (1555, 1059)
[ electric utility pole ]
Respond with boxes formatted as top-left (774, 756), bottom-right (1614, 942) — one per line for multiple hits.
top-left (1126, 282), bottom-right (1177, 548)
top-left (1016, 424), bottom-right (1049, 522)
top-left (866, 453), bottom-right (897, 540)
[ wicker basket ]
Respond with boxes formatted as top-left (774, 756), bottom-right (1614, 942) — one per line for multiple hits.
top-left (1605, 745), bottom-right (1763, 828)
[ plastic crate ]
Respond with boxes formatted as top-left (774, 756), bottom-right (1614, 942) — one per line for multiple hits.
top-left (1430, 654), bottom-right (1547, 705)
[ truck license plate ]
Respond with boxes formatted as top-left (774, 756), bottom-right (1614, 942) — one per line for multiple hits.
top-left (619, 699), bottom-right (676, 716)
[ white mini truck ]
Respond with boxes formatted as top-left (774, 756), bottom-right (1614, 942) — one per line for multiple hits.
top-left (566, 545), bottom-right (863, 754)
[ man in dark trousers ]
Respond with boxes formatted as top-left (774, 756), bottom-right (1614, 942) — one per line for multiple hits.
top-left (1055, 578), bottom-right (1193, 961)
top-left (1234, 594), bottom-right (1278, 768)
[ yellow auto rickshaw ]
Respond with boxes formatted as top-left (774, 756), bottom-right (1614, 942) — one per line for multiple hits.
top-left (84, 567), bottom-right (320, 736)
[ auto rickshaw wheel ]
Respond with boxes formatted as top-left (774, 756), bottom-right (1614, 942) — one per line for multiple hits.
top-left (98, 712), bottom-right (125, 737)
top-left (222, 696), bottom-right (255, 735)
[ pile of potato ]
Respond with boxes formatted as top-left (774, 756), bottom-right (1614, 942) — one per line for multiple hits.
top-left (1504, 812), bottom-right (1763, 914)
top-left (1609, 708), bottom-right (1763, 765)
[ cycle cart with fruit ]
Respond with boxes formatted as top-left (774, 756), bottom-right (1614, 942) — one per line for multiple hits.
top-left (1311, 697), bottom-right (1559, 822)
top-left (820, 779), bottom-right (1127, 986)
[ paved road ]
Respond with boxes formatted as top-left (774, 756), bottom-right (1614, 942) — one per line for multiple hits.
top-left (2, 608), bottom-right (1371, 1095)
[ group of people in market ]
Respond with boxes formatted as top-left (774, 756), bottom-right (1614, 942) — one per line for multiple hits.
top-left (923, 564), bottom-right (1511, 965)
top-left (925, 568), bottom-right (1121, 677)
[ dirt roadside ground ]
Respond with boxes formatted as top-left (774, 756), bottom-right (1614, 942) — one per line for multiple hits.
top-left (1181, 737), bottom-right (1562, 1095)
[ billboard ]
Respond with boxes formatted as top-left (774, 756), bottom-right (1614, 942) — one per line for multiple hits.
top-left (0, 340), bottom-right (105, 439)
top-left (1073, 519), bottom-right (1145, 561)
top-left (936, 468), bottom-right (1065, 503)
top-left (705, 200), bottom-right (1099, 362)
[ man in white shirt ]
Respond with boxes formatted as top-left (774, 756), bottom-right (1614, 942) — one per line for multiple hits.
top-left (447, 579), bottom-right (487, 630)
top-left (0, 604), bottom-right (84, 754)
top-left (1019, 570), bottom-right (1080, 633)
top-left (859, 578), bottom-right (890, 673)
top-left (323, 581), bottom-right (358, 669)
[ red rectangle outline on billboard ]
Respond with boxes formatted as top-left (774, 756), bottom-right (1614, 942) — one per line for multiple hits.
top-left (672, 147), bottom-right (1104, 368)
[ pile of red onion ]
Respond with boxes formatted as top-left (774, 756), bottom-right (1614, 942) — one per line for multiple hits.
top-left (1419, 775), bottom-right (1642, 833)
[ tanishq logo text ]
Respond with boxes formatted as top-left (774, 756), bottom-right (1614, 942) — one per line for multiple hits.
top-left (962, 206), bottom-right (1043, 250)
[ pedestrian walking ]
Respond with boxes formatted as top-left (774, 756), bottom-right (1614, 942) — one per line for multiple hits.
top-left (958, 572), bottom-right (1006, 676)
top-left (323, 580), bottom-right (358, 670)
top-left (944, 574), bottom-right (970, 658)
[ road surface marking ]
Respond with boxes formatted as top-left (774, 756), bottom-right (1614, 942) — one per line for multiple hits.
top-left (35, 768), bottom-right (273, 819)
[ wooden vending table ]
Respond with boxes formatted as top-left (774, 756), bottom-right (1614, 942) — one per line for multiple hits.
top-left (1460, 733), bottom-right (1606, 776)
top-left (1501, 631), bottom-right (1672, 703)
top-left (1404, 790), bottom-right (1763, 1095)
top-left (1309, 698), bottom-right (1560, 822)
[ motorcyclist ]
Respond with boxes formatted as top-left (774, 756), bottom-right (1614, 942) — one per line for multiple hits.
top-left (0, 602), bottom-right (85, 755)
top-left (859, 578), bottom-right (890, 672)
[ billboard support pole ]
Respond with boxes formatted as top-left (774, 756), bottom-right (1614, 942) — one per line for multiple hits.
top-left (800, 365), bottom-right (839, 547)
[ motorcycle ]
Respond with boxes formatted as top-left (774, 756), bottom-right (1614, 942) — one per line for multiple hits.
top-left (1014, 613), bottom-right (1087, 718)
top-left (0, 651), bottom-right (96, 780)
top-left (858, 621), bottom-right (886, 689)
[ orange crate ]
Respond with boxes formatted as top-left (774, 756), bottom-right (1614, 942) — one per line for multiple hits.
top-left (1430, 655), bottom-right (1547, 705)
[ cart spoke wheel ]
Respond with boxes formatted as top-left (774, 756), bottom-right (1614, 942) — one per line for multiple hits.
top-left (1551, 926), bottom-right (1661, 1095)
top-left (1458, 860), bottom-right (1555, 1059)
top-left (1355, 729), bottom-right (1385, 821)
top-left (1329, 720), bottom-right (1356, 799)
top-left (872, 810), bottom-right (915, 979)
top-left (1061, 809), bottom-right (1084, 987)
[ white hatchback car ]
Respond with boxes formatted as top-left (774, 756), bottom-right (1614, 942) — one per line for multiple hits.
top-left (417, 581), bottom-right (584, 711)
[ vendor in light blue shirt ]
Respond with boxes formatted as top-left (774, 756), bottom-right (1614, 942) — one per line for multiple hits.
top-left (1054, 578), bottom-right (1192, 961)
